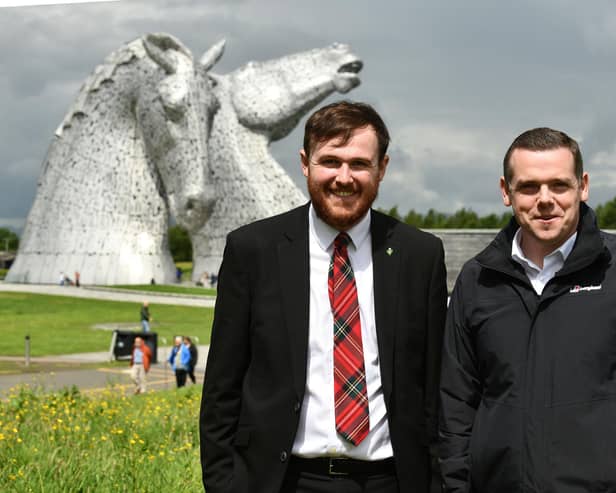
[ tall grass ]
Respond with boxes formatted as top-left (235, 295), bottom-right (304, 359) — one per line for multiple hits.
top-left (1, 384), bottom-right (204, 492)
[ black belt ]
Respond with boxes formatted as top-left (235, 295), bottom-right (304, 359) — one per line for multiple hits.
top-left (289, 456), bottom-right (396, 477)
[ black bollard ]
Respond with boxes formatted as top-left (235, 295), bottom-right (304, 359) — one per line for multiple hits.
top-left (25, 335), bottom-right (31, 367)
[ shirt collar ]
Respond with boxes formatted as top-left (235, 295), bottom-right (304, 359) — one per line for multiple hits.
top-left (309, 203), bottom-right (371, 252)
top-left (511, 227), bottom-right (577, 271)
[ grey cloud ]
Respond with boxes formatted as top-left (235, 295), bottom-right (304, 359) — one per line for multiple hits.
top-left (4, 0), bottom-right (616, 230)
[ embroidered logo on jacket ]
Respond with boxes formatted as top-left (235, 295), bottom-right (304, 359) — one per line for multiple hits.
top-left (569, 284), bottom-right (602, 293)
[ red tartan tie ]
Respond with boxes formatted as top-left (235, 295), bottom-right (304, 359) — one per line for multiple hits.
top-left (328, 232), bottom-right (369, 446)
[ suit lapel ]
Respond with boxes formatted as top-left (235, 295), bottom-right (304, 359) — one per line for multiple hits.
top-left (371, 210), bottom-right (399, 406)
top-left (278, 204), bottom-right (311, 399)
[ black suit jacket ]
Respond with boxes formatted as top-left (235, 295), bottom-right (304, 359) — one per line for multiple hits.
top-left (200, 204), bottom-right (447, 493)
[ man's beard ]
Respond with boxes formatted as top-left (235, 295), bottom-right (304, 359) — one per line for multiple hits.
top-left (308, 179), bottom-right (379, 231)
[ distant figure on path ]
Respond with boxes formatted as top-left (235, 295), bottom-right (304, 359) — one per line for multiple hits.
top-left (130, 336), bottom-right (152, 394)
top-left (184, 336), bottom-right (198, 384)
top-left (140, 301), bottom-right (151, 332)
top-left (168, 336), bottom-right (191, 388)
top-left (197, 272), bottom-right (209, 287)
top-left (74, 271), bottom-right (80, 287)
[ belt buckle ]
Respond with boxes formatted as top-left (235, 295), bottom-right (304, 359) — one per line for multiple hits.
top-left (328, 457), bottom-right (348, 476)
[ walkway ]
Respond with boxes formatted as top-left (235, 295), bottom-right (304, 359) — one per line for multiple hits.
top-left (0, 345), bottom-right (210, 396)
top-left (0, 281), bottom-right (215, 307)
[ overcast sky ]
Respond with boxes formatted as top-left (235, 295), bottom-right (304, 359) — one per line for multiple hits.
top-left (2, 0), bottom-right (616, 231)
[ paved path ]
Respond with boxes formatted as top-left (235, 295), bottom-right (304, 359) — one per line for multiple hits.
top-left (0, 281), bottom-right (215, 307)
top-left (0, 345), bottom-right (210, 396)
top-left (0, 282), bottom-right (214, 396)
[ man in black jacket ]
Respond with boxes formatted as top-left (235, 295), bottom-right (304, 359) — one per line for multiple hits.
top-left (201, 101), bottom-right (448, 493)
top-left (439, 127), bottom-right (616, 492)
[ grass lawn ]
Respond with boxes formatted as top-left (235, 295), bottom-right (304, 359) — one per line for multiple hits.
top-left (0, 292), bottom-right (214, 357)
top-left (112, 284), bottom-right (216, 297)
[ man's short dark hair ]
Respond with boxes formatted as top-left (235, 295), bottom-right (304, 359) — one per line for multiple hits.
top-left (503, 127), bottom-right (583, 186)
top-left (303, 100), bottom-right (390, 162)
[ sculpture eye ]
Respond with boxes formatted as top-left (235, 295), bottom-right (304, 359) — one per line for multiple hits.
top-left (162, 100), bottom-right (186, 123)
top-left (158, 78), bottom-right (188, 123)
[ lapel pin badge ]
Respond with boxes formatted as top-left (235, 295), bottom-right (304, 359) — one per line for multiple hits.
top-left (386, 247), bottom-right (394, 256)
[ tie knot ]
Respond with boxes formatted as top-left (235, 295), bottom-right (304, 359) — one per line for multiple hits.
top-left (334, 232), bottom-right (351, 250)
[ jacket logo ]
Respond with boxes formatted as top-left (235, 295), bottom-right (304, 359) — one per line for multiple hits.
top-left (569, 284), bottom-right (602, 293)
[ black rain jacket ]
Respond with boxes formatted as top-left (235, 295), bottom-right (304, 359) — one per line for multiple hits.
top-left (439, 204), bottom-right (616, 492)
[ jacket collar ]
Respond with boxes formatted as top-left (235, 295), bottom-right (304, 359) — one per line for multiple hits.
top-left (476, 203), bottom-right (609, 279)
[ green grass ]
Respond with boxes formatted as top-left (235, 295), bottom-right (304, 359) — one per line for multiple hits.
top-left (112, 284), bottom-right (216, 297)
top-left (0, 292), bottom-right (214, 357)
top-left (0, 384), bottom-right (203, 492)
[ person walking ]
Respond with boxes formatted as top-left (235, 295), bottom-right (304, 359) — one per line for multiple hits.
top-left (140, 301), bottom-right (151, 332)
top-left (168, 336), bottom-right (191, 388)
top-left (184, 336), bottom-right (198, 384)
top-left (130, 336), bottom-right (152, 394)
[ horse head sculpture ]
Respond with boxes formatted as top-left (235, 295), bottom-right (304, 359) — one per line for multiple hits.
top-left (191, 42), bottom-right (363, 279)
top-left (8, 33), bottom-right (221, 284)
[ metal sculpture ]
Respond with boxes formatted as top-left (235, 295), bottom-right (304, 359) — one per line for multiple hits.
top-left (8, 33), bottom-right (219, 284)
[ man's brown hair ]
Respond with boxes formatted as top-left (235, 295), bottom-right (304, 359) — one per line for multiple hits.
top-left (303, 100), bottom-right (390, 162)
top-left (503, 127), bottom-right (583, 186)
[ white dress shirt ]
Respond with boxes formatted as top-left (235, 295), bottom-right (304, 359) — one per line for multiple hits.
top-left (511, 228), bottom-right (577, 295)
top-left (291, 204), bottom-right (393, 460)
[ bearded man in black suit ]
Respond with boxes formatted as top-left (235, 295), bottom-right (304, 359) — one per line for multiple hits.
top-left (200, 100), bottom-right (447, 493)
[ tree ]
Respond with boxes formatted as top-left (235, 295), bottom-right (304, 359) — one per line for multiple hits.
top-left (403, 209), bottom-right (424, 227)
top-left (168, 225), bottom-right (192, 262)
top-left (596, 197), bottom-right (616, 229)
top-left (0, 228), bottom-right (19, 252)
top-left (386, 206), bottom-right (401, 221)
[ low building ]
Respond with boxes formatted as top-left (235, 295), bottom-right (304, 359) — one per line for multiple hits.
top-left (0, 252), bottom-right (15, 270)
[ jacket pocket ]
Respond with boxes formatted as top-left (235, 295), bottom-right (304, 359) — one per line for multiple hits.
top-left (469, 399), bottom-right (522, 492)
top-left (547, 398), bottom-right (616, 490)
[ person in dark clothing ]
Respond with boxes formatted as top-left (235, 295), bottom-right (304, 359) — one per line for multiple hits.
top-left (140, 301), bottom-right (151, 332)
top-left (439, 127), bottom-right (616, 492)
top-left (184, 336), bottom-right (198, 384)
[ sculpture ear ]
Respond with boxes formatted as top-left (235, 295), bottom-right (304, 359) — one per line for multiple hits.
top-left (199, 39), bottom-right (226, 71)
top-left (143, 33), bottom-right (193, 74)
